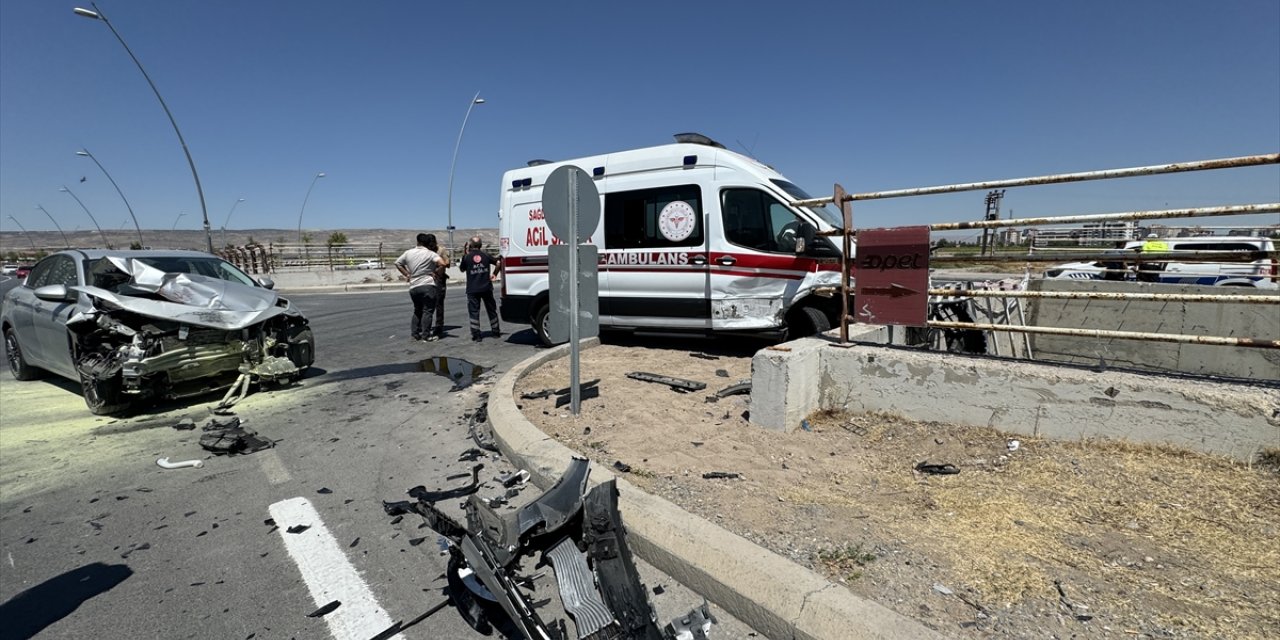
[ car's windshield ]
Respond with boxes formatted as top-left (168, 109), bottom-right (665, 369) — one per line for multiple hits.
top-left (770, 180), bottom-right (843, 228)
top-left (87, 256), bottom-right (258, 288)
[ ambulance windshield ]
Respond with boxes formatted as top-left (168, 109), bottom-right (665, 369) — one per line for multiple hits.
top-left (770, 180), bottom-right (843, 229)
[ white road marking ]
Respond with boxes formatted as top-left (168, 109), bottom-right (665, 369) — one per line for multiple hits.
top-left (268, 497), bottom-right (404, 640)
top-left (257, 449), bottom-right (292, 485)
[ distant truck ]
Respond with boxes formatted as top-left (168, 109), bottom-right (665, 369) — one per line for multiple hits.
top-left (498, 133), bottom-right (848, 345)
top-left (1044, 236), bottom-right (1278, 288)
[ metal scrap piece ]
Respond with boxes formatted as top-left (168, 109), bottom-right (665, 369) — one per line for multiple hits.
top-left (712, 381), bottom-right (751, 398)
top-left (546, 537), bottom-right (617, 638)
top-left (626, 372), bottom-right (706, 392)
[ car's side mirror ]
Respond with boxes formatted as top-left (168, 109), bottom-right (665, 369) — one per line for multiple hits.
top-left (257, 277), bottom-right (275, 290)
top-left (34, 284), bottom-right (74, 302)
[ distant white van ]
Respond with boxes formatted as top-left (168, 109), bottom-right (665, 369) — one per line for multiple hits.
top-left (1044, 236), bottom-right (1278, 288)
top-left (498, 133), bottom-right (848, 345)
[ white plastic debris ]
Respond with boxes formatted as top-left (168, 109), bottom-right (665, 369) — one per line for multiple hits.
top-left (156, 457), bottom-right (204, 469)
top-left (1007, 439), bottom-right (1021, 452)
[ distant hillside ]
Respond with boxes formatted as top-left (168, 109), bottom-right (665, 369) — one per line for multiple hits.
top-left (0, 227), bottom-right (499, 257)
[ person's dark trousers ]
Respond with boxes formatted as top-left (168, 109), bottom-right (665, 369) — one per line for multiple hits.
top-left (433, 278), bottom-right (447, 337)
top-left (409, 285), bottom-right (437, 339)
top-left (467, 290), bottom-right (501, 339)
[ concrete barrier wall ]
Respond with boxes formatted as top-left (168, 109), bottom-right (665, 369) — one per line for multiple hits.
top-left (752, 340), bottom-right (1280, 461)
top-left (1025, 280), bottom-right (1280, 381)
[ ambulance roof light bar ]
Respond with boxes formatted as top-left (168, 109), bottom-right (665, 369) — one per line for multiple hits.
top-left (673, 132), bottom-right (725, 149)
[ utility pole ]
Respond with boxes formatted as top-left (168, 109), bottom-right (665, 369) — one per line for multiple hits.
top-left (981, 189), bottom-right (1005, 256)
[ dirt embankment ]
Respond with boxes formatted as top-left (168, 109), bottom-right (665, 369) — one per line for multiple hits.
top-left (516, 344), bottom-right (1280, 639)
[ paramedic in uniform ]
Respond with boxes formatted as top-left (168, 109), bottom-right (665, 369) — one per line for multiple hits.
top-left (460, 235), bottom-right (502, 341)
top-left (394, 233), bottom-right (449, 341)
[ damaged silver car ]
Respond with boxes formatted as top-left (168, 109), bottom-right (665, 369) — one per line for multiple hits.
top-left (1, 249), bottom-right (314, 415)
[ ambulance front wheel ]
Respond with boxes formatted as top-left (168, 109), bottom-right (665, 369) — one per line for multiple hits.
top-left (532, 304), bottom-right (554, 347)
top-left (788, 305), bottom-right (833, 339)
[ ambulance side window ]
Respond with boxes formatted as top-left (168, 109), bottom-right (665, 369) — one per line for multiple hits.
top-left (604, 185), bottom-right (703, 249)
top-left (722, 188), bottom-right (801, 253)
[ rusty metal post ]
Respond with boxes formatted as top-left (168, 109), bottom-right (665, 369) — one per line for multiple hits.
top-left (835, 183), bottom-right (852, 345)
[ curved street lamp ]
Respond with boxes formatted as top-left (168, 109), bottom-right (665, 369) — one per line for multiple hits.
top-left (7, 216), bottom-right (39, 252)
top-left (74, 4), bottom-right (211, 253)
top-left (60, 185), bottom-right (112, 248)
top-left (172, 212), bottom-right (186, 231)
top-left (76, 148), bottom-right (143, 247)
top-left (446, 92), bottom-right (485, 256)
top-left (35, 205), bottom-right (71, 248)
top-left (221, 197), bottom-right (245, 249)
top-left (296, 172), bottom-right (325, 245)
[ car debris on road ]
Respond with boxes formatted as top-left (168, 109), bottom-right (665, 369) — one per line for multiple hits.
top-left (626, 372), bottom-right (707, 393)
top-left (382, 457), bottom-right (720, 639)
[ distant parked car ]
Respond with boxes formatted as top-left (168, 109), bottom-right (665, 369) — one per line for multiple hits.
top-left (2, 249), bottom-right (315, 415)
top-left (13, 265), bottom-right (34, 280)
top-left (2, 264), bottom-right (18, 275)
top-left (355, 260), bottom-right (386, 270)
top-left (1044, 237), bottom-right (1278, 288)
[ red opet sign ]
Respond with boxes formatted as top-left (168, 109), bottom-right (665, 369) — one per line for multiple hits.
top-left (853, 226), bottom-right (930, 326)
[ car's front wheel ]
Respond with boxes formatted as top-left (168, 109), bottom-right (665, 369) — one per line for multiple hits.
top-left (4, 326), bottom-right (41, 381)
top-left (79, 372), bottom-right (130, 416)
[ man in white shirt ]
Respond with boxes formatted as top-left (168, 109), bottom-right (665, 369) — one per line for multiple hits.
top-left (394, 233), bottom-right (450, 341)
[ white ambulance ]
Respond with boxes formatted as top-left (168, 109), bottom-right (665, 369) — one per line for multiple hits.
top-left (498, 133), bottom-right (849, 345)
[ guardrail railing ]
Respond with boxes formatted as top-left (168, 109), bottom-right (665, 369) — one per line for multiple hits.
top-left (805, 153), bottom-right (1280, 352)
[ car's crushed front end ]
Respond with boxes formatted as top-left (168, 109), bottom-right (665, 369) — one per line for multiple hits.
top-left (66, 257), bottom-right (314, 414)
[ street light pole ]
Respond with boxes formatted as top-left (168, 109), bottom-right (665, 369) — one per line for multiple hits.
top-left (76, 148), bottom-right (143, 248)
top-left (221, 197), bottom-right (245, 249)
top-left (172, 212), bottom-right (186, 231)
top-left (74, 3), bottom-right (211, 253)
top-left (35, 205), bottom-right (71, 248)
top-left (446, 92), bottom-right (485, 257)
top-left (60, 185), bottom-right (112, 248)
top-left (296, 172), bottom-right (325, 245)
top-left (7, 216), bottom-right (39, 252)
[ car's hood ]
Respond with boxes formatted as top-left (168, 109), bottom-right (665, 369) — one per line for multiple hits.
top-left (71, 256), bottom-right (288, 330)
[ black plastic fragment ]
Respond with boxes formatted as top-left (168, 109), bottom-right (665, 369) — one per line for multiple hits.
top-left (915, 462), bottom-right (960, 475)
top-left (407, 464), bottom-right (483, 503)
top-left (702, 471), bottom-right (740, 479)
top-left (582, 480), bottom-right (666, 640)
top-left (286, 524), bottom-right (310, 534)
top-left (316, 488), bottom-right (332, 495)
top-left (627, 372), bottom-right (706, 392)
top-left (613, 461), bottom-right (632, 473)
top-left (199, 418), bottom-right (273, 456)
top-left (306, 600), bottom-right (340, 618)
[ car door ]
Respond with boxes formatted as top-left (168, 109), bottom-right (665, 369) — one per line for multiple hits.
top-left (29, 254), bottom-right (82, 378)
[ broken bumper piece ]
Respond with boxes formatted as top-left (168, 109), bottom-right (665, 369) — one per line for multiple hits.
top-left (386, 458), bottom-right (718, 640)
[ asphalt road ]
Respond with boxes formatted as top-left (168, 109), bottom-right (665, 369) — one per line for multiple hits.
top-left (0, 286), bottom-right (761, 639)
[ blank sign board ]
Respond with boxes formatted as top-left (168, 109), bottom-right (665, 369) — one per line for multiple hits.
top-left (549, 244), bottom-right (599, 344)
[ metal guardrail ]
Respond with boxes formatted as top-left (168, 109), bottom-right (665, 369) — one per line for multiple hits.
top-left (817, 153), bottom-right (1280, 351)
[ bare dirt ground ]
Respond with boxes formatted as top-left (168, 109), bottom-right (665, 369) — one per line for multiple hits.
top-left (515, 343), bottom-right (1280, 640)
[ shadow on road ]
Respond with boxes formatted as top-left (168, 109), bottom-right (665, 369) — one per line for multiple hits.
top-left (0, 562), bottom-right (133, 639)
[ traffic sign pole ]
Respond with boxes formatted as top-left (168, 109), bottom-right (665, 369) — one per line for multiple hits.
top-left (568, 171), bottom-right (581, 415)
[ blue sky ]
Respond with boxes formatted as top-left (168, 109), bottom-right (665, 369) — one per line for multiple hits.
top-left (1, 0), bottom-right (1277, 241)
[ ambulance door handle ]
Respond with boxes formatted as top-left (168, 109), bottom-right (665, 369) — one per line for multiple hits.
top-left (690, 255), bottom-right (707, 266)
top-left (716, 256), bottom-right (736, 266)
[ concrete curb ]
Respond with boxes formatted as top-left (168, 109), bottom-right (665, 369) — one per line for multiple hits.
top-left (487, 340), bottom-right (946, 640)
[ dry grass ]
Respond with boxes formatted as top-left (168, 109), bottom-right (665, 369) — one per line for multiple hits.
top-left (804, 411), bottom-right (1280, 637)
